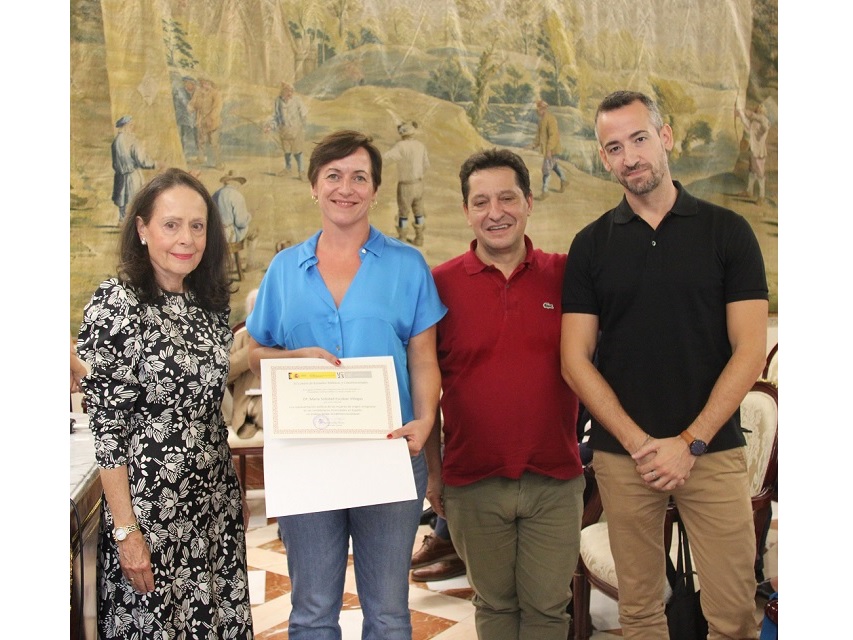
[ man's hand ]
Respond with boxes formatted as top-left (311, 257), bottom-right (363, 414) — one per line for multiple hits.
top-left (632, 436), bottom-right (694, 492)
top-left (426, 475), bottom-right (445, 519)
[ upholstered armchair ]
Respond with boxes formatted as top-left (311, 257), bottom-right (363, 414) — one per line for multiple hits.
top-left (762, 343), bottom-right (778, 387)
top-left (571, 380), bottom-right (778, 640)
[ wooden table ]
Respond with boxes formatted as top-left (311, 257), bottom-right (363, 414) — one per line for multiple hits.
top-left (70, 414), bottom-right (101, 640)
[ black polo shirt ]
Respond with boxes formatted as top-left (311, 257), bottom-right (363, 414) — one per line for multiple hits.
top-left (562, 182), bottom-right (768, 454)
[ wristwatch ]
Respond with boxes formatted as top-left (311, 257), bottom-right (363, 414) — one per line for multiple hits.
top-left (680, 430), bottom-right (708, 456)
top-left (113, 523), bottom-right (140, 542)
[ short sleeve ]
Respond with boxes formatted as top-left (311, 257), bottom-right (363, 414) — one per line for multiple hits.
top-left (77, 279), bottom-right (143, 468)
top-left (245, 250), bottom-right (288, 347)
top-left (408, 250), bottom-right (447, 338)
top-left (724, 215), bottom-right (768, 303)
top-left (561, 226), bottom-right (599, 315)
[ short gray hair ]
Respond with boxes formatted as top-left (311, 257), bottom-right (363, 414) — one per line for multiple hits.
top-left (594, 91), bottom-right (665, 144)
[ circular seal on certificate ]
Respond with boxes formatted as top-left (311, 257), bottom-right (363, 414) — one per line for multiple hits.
top-left (313, 415), bottom-right (330, 430)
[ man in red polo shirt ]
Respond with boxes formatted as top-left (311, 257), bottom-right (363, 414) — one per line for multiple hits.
top-left (425, 148), bottom-right (584, 640)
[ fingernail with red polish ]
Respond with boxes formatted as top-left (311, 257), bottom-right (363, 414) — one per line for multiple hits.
top-left (335, 359), bottom-right (341, 365)
top-left (386, 433), bottom-right (393, 439)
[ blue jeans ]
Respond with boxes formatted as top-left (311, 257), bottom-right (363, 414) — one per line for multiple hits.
top-left (434, 515), bottom-right (451, 540)
top-left (278, 452), bottom-right (427, 640)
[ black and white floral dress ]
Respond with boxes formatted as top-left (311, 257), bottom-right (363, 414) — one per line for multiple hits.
top-left (78, 278), bottom-right (253, 639)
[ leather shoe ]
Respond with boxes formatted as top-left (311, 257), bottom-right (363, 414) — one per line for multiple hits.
top-left (411, 556), bottom-right (466, 582)
top-left (411, 533), bottom-right (457, 568)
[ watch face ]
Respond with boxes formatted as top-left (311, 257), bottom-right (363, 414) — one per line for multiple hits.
top-left (115, 527), bottom-right (127, 541)
top-left (690, 440), bottom-right (708, 455)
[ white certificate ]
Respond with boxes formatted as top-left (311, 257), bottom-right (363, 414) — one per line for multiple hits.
top-left (261, 356), bottom-right (402, 438)
top-left (262, 437), bottom-right (417, 517)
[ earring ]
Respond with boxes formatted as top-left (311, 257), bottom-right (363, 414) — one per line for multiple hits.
top-left (371, 200), bottom-right (378, 209)
top-left (312, 195), bottom-right (318, 204)
top-left (140, 237), bottom-right (147, 245)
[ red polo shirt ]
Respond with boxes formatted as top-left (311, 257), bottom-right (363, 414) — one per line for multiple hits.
top-left (433, 237), bottom-right (583, 487)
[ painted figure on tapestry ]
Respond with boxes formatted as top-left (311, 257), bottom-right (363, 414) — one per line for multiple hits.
top-left (212, 170), bottom-right (252, 243)
top-left (171, 75), bottom-right (197, 158)
top-left (530, 100), bottom-right (567, 200)
top-left (189, 77), bottom-right (224, 169)
top-left (736, 103), bottom-right (771, 205)
top-left (270, 81), bottom-right (308, 180)
top-left (384, 121), bottom-right (430, 246)
top-left (110, 115), bottom-right (155, 224)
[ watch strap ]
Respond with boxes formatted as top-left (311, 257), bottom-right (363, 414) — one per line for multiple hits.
top-left (113, 522), bottom-right (140, 541)
top-left (679, 430), bottom-right (695, 446)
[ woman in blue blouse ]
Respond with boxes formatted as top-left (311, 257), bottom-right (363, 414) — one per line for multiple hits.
top-left (246, 130), bottom-right (446, 639)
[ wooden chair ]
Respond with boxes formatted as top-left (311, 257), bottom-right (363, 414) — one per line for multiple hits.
top-left (762, 594), bottom-right (778, 638)
top-left (226, 321), bottom-right (263, 497)
top-left (228, 425), bottom-right (263, 498)
top-left (228, 239), bottom-right (246, 281)
top-left (761, 344), bottom-right (778, 503)
top-left (762, 343), bottom-right (778, 387)
top-left (571, 380), bottom-right (779, 639)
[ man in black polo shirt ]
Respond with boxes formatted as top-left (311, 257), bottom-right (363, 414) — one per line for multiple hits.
top-left (560, 90), bottom-right (768, 639)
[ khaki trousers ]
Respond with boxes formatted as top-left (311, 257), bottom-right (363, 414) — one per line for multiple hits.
top-left (444, 472), bottom-right (585, 640)
top-left (594, 449), bottom-right (758, 640)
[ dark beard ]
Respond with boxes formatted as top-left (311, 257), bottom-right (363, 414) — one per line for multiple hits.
top-left (622, 172), bottom-right (661, 196)
top-left (618, 160), bottom-right (665, 197)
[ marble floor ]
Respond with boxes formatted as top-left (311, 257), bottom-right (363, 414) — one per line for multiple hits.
top-left (240, 456), bottom-right (778, 639)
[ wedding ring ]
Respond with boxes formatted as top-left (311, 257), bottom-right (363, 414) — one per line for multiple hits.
top-left (651, 470), bottom-right (657, 480)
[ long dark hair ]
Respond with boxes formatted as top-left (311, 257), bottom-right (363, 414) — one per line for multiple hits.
top-left (117, 168), bottom-right (232, 311)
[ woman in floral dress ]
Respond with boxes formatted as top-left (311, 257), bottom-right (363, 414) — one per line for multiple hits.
top-left (78, 168), bottom-right (253, 639)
